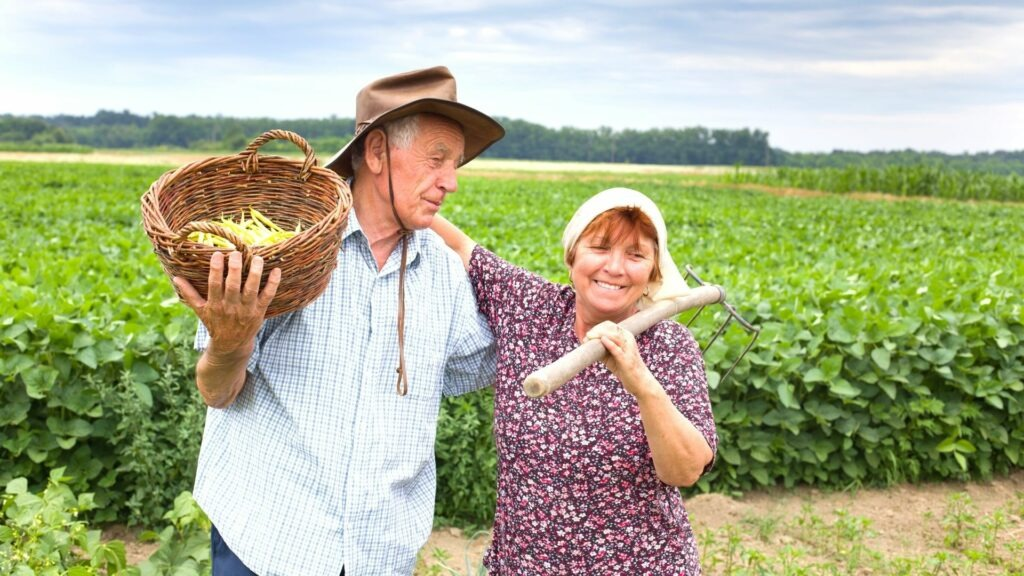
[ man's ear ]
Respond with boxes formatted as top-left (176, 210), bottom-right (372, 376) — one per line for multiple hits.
top-left (363, 129), bottom-right (387, 175)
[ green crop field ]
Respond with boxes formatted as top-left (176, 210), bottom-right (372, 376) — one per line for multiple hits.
top-left (2, 159), bottom-right (1023, 574)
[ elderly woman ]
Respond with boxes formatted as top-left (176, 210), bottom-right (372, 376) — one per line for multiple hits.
top-left (431, 187), bottom-right (717, 574)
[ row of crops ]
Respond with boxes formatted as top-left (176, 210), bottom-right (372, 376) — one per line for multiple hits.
top-left (1, 160), bottom-right (1022, 529)
top-left (722, 164), bottom-right (1024, 202)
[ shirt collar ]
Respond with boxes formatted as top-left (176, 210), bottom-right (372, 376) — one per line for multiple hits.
top-left (343, 208), bottom-right (425, 269)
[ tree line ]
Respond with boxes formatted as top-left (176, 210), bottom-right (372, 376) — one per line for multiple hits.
top-left (1, 110), bottom-right (1022, 173)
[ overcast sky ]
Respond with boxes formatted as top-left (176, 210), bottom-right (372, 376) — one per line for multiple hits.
top-left (3, 0), bottom-right (1023, 154)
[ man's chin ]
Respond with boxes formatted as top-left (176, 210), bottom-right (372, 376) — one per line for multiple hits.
top-left (409, 213), bottom-right (436, 231)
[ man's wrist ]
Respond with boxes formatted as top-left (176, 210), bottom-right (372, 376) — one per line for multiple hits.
top-left (205, 339), bottom-right (255, 365)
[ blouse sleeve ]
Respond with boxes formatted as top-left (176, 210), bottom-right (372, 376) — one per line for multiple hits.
top-left (468, 244), bottom-right (560, 336)
top-left (647, 322), bottom-right (719, 472)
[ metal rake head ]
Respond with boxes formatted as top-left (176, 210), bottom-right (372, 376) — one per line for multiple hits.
top-left (682, 264), bottom-right (761, 385)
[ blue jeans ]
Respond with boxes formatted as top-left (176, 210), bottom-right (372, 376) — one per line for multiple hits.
top-left (210, 525), bottom-right (345, 576)
top-left (210, 525), bottom-right (258, 576)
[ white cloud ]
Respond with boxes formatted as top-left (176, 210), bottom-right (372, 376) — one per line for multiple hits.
top-left (765, 102), bottom-right (1024, 153)
top-left (3, 0), bottom-right (1023, 153)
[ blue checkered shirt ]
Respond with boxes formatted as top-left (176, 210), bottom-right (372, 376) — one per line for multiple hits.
top-left (193, 210), bottom-right (496, 576)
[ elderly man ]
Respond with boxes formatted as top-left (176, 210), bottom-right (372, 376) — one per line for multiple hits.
top-left (174, 66), bottom-right (504, 576)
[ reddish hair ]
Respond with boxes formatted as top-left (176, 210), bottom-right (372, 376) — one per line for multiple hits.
top-left (567, 207), bottom-right (662, 282)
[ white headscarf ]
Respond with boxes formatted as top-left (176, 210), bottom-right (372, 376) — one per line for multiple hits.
top-left (561, 187), bottom-right (689, 309)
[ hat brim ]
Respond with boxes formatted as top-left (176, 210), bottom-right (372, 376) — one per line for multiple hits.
top-left (324, 99), bottom-right (505, 178)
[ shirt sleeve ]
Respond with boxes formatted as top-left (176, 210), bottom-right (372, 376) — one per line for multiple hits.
top-left (443, 256), bottom-right (497, 397)
top-left (648, 322), bottom-right (719, 473)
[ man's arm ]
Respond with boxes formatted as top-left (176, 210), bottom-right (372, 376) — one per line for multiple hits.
top-left (175, 251), bottom-right (280, 408)
top-left (429, 214), bottom-right (477, 270)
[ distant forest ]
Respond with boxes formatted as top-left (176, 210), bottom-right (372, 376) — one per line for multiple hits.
top-left (2, 110), bottom-right (1023, 174)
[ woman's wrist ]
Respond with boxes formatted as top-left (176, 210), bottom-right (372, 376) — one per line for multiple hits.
top-left (630, 370), bottom-right (667, 402)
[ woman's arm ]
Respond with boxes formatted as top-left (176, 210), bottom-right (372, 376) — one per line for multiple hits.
top-left (430, 213), bottom-right (477, 270)
top-left (588, 322), bottom-right (714, 486)
top-left (631, 377), bottom-right (714, 486)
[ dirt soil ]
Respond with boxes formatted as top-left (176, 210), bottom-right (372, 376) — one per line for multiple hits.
top-left (416, 470), bottom-right (1024, 572)
top-left (107, 470), bottom-right (1023, 573)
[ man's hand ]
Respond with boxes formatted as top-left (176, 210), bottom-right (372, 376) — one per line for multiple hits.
top-left (174, 251), bottom-right (281, 408)
top-left (174, 251), bottom-right (281, 351)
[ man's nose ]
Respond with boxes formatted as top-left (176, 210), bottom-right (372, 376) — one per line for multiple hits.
top-left (438, 163), bottom-right (458, 194)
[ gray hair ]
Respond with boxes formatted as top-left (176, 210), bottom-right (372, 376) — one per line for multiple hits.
top-left (350, 114), bottom-right (421, 173)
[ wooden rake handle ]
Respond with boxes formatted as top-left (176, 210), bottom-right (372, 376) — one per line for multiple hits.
top-left (522, 284), bottom-right (726, 398)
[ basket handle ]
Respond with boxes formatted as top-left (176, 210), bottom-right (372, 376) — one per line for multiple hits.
top-left (176, 221), bottom-right (253, 261)
top-left (240, 129), bottom-right (317, 181)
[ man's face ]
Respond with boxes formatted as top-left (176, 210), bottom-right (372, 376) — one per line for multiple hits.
top-left (385, 114), bottom-right (466, 230)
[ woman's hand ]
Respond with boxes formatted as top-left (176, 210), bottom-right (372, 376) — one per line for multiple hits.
top-left (585, 321), bottom-right (660, 398)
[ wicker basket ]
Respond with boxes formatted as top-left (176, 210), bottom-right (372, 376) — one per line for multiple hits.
top-left (141, 129), bottom-right (352, 318)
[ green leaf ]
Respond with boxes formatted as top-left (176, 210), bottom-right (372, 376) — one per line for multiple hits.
top-left (49, 465), bottom-right (68, 481)
top-left (829, 379), bottom-right (861, 399)
top-left (131, 360), bottom-right (160, 384)
top-left (857, 426), bottom-right (882, 443)
top-left (164, 320), bottom-right (183, 343)
top-left (878, 381), bottom-right (897, 401)
top-left (871, 348), bottom-right (891, 371)
top-left (718, 445), bottom-right (742, 466)
top-left (56, 436), bottom-right (78, 449)
top-left (777, 382), bottom-right (800, 409)
top-left (821, 355), bottom-right (844, 380)
top-left (6, 477), bottom-right (28, 495)
top-left (75, 345), bottom-right (99, 369)
top-left (706, 370), bottom-right (721, 390)
top-left (954, 451), bottom-right (968, 470)
top-left (21, 365), bottom-right (60, 398)
top-left (73, 332), bottom-right (96, 349)
top-left (955, 439), bottom-right (977, 454)
top-left (0, 397), bottom-right (31, 426)
top-left (135, 382), bottom-right (154, 408)
top-left (750, 445), bottom-right (772, 463)
top-left (803, 368), bottom-right (826, 384)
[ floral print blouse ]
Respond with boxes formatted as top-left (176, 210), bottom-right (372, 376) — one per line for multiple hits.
top-left (469, 246), bottom-right (718, 575)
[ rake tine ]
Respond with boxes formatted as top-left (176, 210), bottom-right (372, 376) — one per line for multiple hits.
top-left (683, 265), bottom-right (710, 327)
top-left (685, 305), bottom-right (707, 328)
top-left (683, 264), bottom-right (760, 383)
top-left (722, 299), bottom-right (758, 332)
top-left (703, 314), bottom-right (733, 352)
top-left (720, 323), bottom-right (761, 384)
top-left (684, 264), bottom-right (707, 286)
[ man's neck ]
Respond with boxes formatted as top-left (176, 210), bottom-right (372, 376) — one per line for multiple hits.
top-left (351, 179), bottom-right (406, 270)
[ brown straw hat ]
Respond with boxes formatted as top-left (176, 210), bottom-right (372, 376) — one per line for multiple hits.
top-left (324, 66), bottom-right (505, 178)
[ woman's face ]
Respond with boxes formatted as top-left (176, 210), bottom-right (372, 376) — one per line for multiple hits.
top-left (571, 229), bottom-right (657, 324)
